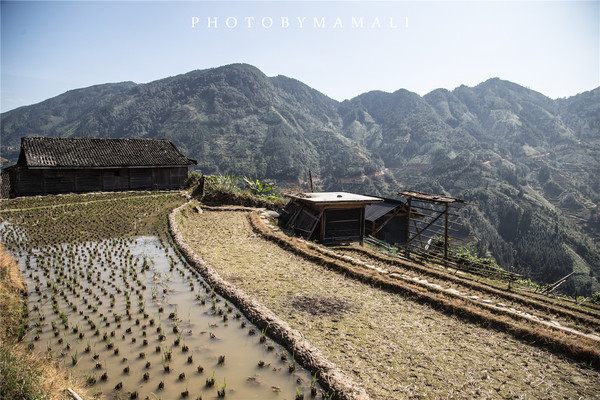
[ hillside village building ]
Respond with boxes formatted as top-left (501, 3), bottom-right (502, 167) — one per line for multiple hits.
top-left (281, 192), bottom-right (383, 245)
top-left (2, 137), bottom-right (197, 198)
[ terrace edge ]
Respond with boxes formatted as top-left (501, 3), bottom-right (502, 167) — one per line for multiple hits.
top-left (167, 202), bottom-right (370, 400)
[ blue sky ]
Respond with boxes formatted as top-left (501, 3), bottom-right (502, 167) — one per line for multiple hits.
top-left (1, 1), bottom-right (599, 113)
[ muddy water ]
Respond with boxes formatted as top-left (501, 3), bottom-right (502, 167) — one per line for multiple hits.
top-left (6, 231), bottom-right (321, 399)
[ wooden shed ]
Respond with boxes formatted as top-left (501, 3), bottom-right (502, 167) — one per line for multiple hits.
top-left (3, 137), bottom-right (197, 198)
top-left (364, 198), bottom-right (411, 245)
top-left (281, 192), bottom-right (383, 245)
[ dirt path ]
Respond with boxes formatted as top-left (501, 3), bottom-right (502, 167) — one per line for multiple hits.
top-left (177, 206), bottom-right (600, 400)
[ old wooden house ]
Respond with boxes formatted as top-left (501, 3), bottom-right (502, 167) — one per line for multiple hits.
top-left (281, 192), bottom-right (383, 245)
top-left (3, 137), bottom-right (197, 197)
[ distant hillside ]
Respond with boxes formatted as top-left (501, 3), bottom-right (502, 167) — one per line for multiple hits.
top-left (1, 65), bottom-right (377, 185)
top-left (2, 64), bottom-right (599, 296)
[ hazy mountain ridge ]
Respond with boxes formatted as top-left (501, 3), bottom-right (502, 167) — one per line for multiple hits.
top-left (2, 64), bottom-right (599, 295)
top-left (337, 77), bottom-right (599, 294)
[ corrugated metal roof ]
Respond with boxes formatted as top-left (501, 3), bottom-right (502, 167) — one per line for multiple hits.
top-left (398, 191), bottom-right (465, 204)
top-left (365, 200), bottom-right (405, 222)
top-left (18, 137), bottom-right (197, 168)
top-left (286, 192), bottom-right (382, 205)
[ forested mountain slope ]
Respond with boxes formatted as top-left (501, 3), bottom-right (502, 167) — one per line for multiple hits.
top-left (2, 64), bottom-right (598, 296)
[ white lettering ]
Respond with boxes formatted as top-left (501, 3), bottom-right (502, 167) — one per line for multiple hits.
top-left (226, 17), bottom-right (238, 28)
top-left (262, 17), bottom-right (273, 28)
top-left (351, 17), bottom-right (363, 28)
top-left (195, 16), bottom-right (407, 30)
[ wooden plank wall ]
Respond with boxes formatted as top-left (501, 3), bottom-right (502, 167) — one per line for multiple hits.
top-left (15, 169), bottom-right (44, 196)
top-left (76, 170), bottom-right (102, 192)
top-left (11, 167), bottom-right (188, 197)
top-left (102, 169), bottom-right (130, 191)
top-left (323, 208), bottom-right (363, 243)
top-left (130, 169), bottom-right (153, 189)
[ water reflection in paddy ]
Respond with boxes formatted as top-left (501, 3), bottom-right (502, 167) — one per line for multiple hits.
top-left (9, 231), bottom-right (321, 399)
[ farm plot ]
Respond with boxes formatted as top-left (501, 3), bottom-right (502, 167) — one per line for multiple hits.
top-left (0, 193), bottom-right (322, 399)
top-left (177, 207), bottom-right (600, 400)
top-left (327, 246), bottom-right (600, 335)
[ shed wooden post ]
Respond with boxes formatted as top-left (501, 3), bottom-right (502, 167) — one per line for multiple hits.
top-left (444, 202), bottom-right (449, 266)
top-left (405, 197), bottom-right (412, 257)
top-left (320, 210), bottom-right (326, 243)
top-left (360, 207), bottom-right (365, 246)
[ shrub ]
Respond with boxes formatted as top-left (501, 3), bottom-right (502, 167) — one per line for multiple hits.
top-left (199, 174), bottom-right (286, 210)
top-left (184, 171), bottom-right (203, 189)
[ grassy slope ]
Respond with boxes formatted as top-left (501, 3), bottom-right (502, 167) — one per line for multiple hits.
top-left (177, 207), bottom-right (600, 400)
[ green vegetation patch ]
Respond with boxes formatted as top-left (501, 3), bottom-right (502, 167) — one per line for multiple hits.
top-left (0, 191), bottom-right (186, 248)
top-left (187, 172), bottom-right (287, 210)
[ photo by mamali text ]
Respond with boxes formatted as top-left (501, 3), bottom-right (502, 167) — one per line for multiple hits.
top-left (191, 16), bottom-right (409, 30)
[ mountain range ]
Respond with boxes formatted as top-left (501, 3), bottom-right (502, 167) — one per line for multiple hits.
top-left (2, 63), bottom-right (599, 296)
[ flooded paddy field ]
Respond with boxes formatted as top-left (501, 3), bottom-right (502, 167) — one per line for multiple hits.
top-left (0, 193), bottom-right (323, 399)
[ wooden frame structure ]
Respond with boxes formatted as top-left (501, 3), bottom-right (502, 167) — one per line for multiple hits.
top-left (282, 192), bottom-right (383, 245)
top-left (398, 191), bottom-right (465, 264)
top-left (399, 191), bottom-right (522, 281)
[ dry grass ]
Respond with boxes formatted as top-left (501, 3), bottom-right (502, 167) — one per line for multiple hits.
top-left (0, 243), bottom-right (26, 341)
top-left (0, 243), bottom-right (25, 290)
top-left (243, 212), bottom-right (600, 366)
top-left (177, 207), bottom-right (600, 400)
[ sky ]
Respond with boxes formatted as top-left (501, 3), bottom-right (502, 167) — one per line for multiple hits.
top-left (1, 0), bottom-right (599, 113)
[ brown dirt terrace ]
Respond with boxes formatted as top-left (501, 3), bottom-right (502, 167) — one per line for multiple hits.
top-left (175, 204), bottom-right (600, 400)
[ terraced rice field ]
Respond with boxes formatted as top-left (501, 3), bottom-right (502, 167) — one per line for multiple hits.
top-left (176, 205), bottom-right (600, 400)
top-left (0, 193), bottom-right (323, 399)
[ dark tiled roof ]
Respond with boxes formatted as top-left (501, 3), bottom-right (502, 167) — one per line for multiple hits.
top-left (18, 137), bottom-right (197, 168)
